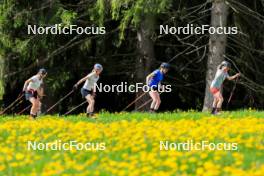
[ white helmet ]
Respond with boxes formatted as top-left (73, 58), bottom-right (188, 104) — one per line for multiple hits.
top-left (94, 63), bottom-right (103, 71)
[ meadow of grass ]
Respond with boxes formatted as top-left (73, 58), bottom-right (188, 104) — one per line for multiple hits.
top-left (0, 110), bottom-right (263, 176)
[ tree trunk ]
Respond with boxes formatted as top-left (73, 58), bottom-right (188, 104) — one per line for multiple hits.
top-left (135, 14), bottom-right (155, 111)
top-left (0, 55), bottom-right (5, 108)
top-left (203, 0), bottom-right (229, 111)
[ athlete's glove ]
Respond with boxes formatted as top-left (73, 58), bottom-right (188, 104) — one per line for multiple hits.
top-left (73, 84), bottom-right (78, 91)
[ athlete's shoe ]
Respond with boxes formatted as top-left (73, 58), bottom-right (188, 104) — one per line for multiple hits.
top-left (29, 114), bottom-right (36, 120)
top-left (211, 108), bottom-right (216, 114)
top-left (215, 108), bottom-right (222, 115)
top-left (215, 111), bottom-right (222, 115)
top-left (87, 112), bottom-right (97, 119)
top-left (149, 109), bottom-right (157, 113)
top-left (90, 115), bottom-right (97, 119)
top-left (212, 110), bottom-right (222, 115)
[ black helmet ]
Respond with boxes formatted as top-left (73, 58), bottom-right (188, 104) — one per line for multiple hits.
top-left (221, 61), bottom-right (231, 68)
top-left (160, 62), bottom-right (170, 69)
top-left (38, 68), bottom-right (47, 75)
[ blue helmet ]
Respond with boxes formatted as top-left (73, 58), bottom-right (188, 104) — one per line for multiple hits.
top-left (94, 63), bottom-right (103, 71)
top-left (160, 62), bottom-right (170, 69)
top-left (38, 68), bottom-right (47, 75)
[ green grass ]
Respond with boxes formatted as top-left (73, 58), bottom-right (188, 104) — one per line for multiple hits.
top-left (1, 110), bottom-right (263, 123)
top-left (0, 110), bottom-right (263, 176)
top-left (46, 110), bottom-right (264, 122)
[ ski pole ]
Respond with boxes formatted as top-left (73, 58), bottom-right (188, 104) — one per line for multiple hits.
top-left (17, 105), bottom-right (32, 115)
top-left (226, 77), bottom-right (239, 109)
top-left (136, 92), bottom-right (163, 111)
top-left (122, 91), bottom-right (148, 111)
top-left (136, 99), bottom-right (152, 110)
top-left (0, 93), bottom-right (24, 115)
top-left (44, 90), bottom-right (74, 114)
top-left (63, 101), bottom-right (87, 116)
top-left (10, 98), bottom-right (24, 114)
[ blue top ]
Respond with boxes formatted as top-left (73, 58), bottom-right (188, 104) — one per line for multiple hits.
top-left (211, 69), bottom-right (229, 89)
top-left (148, 69), bottom-right (164, 87)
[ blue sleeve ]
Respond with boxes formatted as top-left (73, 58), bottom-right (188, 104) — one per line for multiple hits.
top-left (152, 70), bottom-right (159, 76)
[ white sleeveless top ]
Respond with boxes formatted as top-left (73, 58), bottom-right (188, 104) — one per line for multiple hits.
top-left (27, 75), bottom-right (43, 91)
top-left (82, 72), bottom-right (99, 91)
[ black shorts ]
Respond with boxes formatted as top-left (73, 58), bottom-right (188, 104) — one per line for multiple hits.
top-left (81, 88), bottom-right (93, 98)
top-left (25, 90), bottom-right (38, 100)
